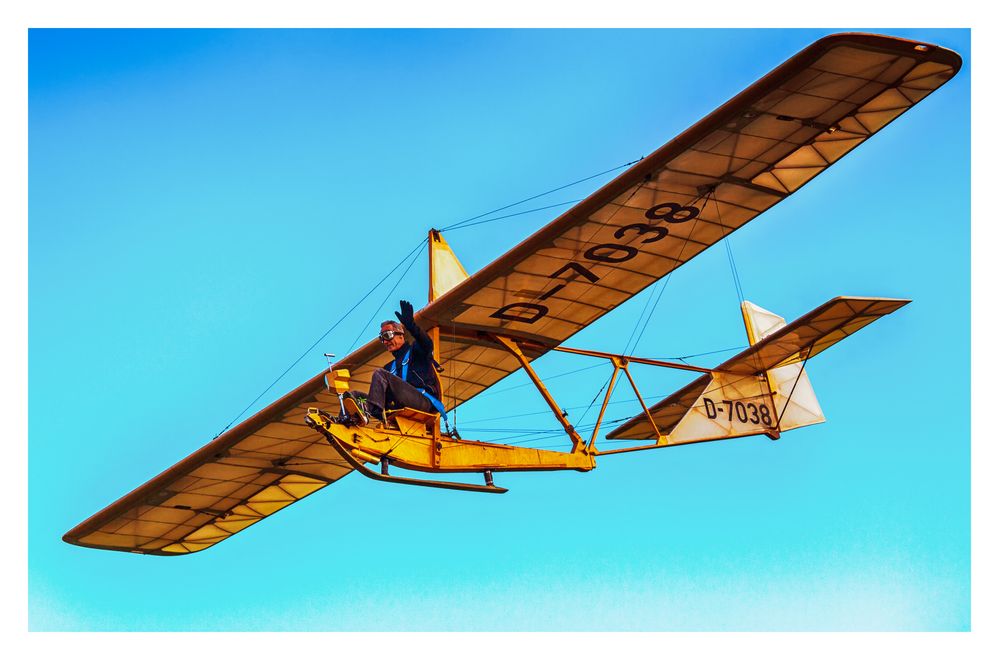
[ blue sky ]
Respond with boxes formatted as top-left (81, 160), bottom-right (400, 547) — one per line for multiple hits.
top-left (28, 28), bottom-right (970, 632)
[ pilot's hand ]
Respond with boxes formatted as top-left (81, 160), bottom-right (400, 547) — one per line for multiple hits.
top-left (396, 299), bottom-right (415, 326)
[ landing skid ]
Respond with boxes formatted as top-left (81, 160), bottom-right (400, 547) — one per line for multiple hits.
top-left (323, 432), bottom-right (508, 494)
top-left (306, 408), bottom-right (517, 493)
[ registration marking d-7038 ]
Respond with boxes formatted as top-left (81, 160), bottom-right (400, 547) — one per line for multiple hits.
top-left (490, 201), bottom-right (701, 324)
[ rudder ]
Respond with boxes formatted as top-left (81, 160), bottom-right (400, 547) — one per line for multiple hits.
top-left (741, 301), bottom-right (825, 432)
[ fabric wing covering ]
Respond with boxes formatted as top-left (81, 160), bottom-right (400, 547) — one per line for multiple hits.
top-left (64, 33), bottom-right (960, 555)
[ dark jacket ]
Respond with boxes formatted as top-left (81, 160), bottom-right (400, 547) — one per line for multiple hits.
top-left (384, 319), bottom-right (441, 400)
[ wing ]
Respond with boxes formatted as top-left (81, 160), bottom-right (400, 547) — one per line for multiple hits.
top-left (417, 34), bottom-right (959, 406)
top-left (63, 376), bottom-right (356, 555)
top-left (65, 34), bottom-right (960, 554)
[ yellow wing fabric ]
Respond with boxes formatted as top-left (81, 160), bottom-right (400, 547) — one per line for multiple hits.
top-left (606, 297), bottom-right (910, 441)
top-left (418, 33), bottom-right (958, 398)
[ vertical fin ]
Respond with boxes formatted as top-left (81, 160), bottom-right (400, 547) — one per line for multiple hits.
top-left (741, 301), bottom-right (825, 431)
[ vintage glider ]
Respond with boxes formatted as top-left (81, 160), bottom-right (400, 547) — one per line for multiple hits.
top-left (64, 33), bottom-right (961, 555)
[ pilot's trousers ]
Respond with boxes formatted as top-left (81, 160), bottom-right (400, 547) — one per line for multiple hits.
top-left (363, 369), bottom-right (437, 417)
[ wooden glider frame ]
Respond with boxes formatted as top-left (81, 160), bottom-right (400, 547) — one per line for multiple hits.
top-left (304, 330), bottom-right (729, 493)
top-left (307, 290), bottom-right (910, 493)
top-left (549, 345), bottom-right (722, 455)
top-left (62, 33), bottom-right (959, 554)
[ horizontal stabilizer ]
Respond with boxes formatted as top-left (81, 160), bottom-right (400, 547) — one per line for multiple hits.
top-left (606, 296), bottom-right (908, 441)
top-left (720, 297), bottom-right (910, 375)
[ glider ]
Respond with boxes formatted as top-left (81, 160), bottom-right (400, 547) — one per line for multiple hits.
top-left (64, 33), bottom-right (962, 555)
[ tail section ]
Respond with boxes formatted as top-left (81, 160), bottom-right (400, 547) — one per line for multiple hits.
top-left (741, 301), bottom-right (824, 433)
top-left (605, 296), bottom-right (909, 444)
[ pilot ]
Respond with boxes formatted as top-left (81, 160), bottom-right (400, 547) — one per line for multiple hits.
top-left (344, 300), bottom-right (445, 426)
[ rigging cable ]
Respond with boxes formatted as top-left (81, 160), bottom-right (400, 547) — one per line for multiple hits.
top-left (574, 372), bottom-right (613, 430)
top-left (667, 345), bottom-right (747, 361)
top-left (619, 279), bottom-right (663, 355)
top-left (212, 238), bottom-right (426, 439)
top-left (459, 344), bottom-right (746, 425)
top-left (442, 200), bottom-right (583, 232)
top-left (552, 189), bottom-right (743, 438)
top-left (625, 276), bottom-right (672, 355)
top-left (438, 158), bottom-right (641, 232)
top-left (434, 157), bottom-right (642, 428)
top-left (714, 192), bottom-right (745, 306)
top-left (214, 158), bottom-right (643, 440)
top-left (622, 192), bottom-right (713, 356)
top-left (346, 242), bottom-right (427, 352)
top-left (472, 362), bottom-right (606, 399)
top-left (775, 343), bottom-right (814, 429)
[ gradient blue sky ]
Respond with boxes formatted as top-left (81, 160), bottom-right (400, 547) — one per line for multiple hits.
top-left (28, 28), bottom-right (970, 632)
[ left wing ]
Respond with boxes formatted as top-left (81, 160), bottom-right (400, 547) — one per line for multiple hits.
top-left (63, 378), bottom-right (355, 555)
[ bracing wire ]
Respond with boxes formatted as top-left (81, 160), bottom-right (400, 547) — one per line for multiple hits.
top-left (346, 242), bottom-right (427, 352)
top-left (724, 237), bottom-right (745, 306)
top-left (440, 184), bottom-right (754, 446)
top-left (571, 373), bottom-right (614, 430)
top-left (460, 344), bottom-right (746, 425)
top-left (464, 391), bottom-right (661, 425)
top-left (441, 200), bottom-right (582, 232)
top-left (715, 193), bottom-right (745, 305)
top-left (626, 275), bottom-right (672, 355)
top-left (213, 238), bottom-right (426, 439)
top-left (621, 192), bottom-right (715, 357)
top-left (472, 362), bottom-right (607, 399)
top-left (214, 159), bottom-right (640, 439)
top-left (436, 157), bottom-right (641, 429)
top-left (620, 280), bottom-right (661, 355)
top-left (213, 157), bottom-right (649, 440)
top-left (669, 345), bottom-right (747, 361)
top-left (438, 158), bottom-right (641, 232)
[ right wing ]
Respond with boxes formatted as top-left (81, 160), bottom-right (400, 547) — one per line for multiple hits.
top-left (415, 33), bottom-right (960, 407)
top-left (63, 378), bottom-right (356, 555)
